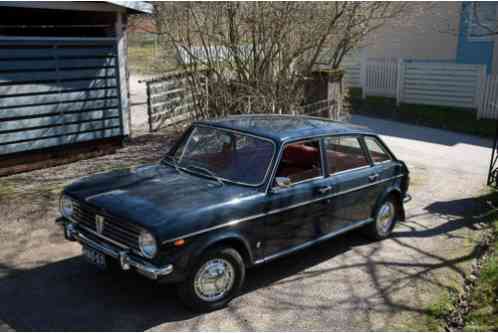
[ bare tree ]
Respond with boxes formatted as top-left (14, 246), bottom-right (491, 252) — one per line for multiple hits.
top-left (465, 2), bottom-right (498, 37)
top-left (153, 2), bottom-right (408, 118)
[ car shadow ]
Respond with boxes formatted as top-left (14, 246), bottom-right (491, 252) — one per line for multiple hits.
top-left (2, 192), bottom-right (496, 331)
top-left (0, 232), bottom-right (371, 331)
top-left (393, 192), bottom-right (498, 240)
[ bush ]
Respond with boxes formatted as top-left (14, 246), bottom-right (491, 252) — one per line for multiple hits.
top-left (349, 88), bottom-right (496, 138)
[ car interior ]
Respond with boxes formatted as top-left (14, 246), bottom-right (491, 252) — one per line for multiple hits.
top-left (275, 141), bottom-right (322, 183)
top-left (325, 142), bottom-right (370, 174)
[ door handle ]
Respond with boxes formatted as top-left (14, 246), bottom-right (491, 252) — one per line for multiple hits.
top-left (317, 186), bottom-right (333, 194)
top-left (368, 173), bottom-right (380, 182)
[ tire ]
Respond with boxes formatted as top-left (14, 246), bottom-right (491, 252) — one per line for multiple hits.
top-left (365, 196), bottom-right (399, 240)
top-left (177, 247), bottom-right (245, 312)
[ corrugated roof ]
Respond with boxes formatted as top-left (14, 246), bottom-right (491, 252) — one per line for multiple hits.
top-left (106, 1), bottom-right (153, 14)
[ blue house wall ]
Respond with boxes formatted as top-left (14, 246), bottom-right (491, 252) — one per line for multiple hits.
top-left (456, 2), bottom-right (496, 73)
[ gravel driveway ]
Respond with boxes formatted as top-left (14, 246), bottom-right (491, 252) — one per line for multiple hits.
top-left (0, 115), bottom-right (495, 331)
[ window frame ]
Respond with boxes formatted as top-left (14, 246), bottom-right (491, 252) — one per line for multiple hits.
top-left (271, 138), bottom-right (326, 189)
top-left (362, 135), bottom-right (393, 165)
top-left (323, 134), bottom-right (373, 176)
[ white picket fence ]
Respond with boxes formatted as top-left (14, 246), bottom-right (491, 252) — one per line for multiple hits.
top-left (342, 58), bottom-right (495, 115)
top-left (478, 74), bottom-right (498, 119)
top-left (364, 60), bottom-right (398, 98)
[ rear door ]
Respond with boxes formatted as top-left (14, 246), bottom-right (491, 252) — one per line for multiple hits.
top-left (362, 135), bottom-right (399, 203)
top-left (321, 135), bottom-right (377, 232)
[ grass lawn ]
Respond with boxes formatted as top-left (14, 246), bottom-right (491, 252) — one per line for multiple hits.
top-left (420, 200), bottom-right (498, 331)
top-left (128, 45), bottom-right (178, 75)
top-left (463, 220), bottom-right (498, 331)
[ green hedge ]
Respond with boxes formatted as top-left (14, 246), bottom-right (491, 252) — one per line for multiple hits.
top-left (349, 88), bottom-right (496, 138)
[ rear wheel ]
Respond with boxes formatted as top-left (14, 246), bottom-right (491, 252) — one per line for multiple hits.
top-left (366, 196), bottom-right (398, 240)
top-left (177, 247), bottom-right (245, 312)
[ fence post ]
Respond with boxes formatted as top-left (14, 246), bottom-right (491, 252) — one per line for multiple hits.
top-left (360, 51), bottom-right (367, 99)
top-left (396, 59), bottom-right (404, 107)
top-left (145, 81), bottom-right (154, 132)
top-left (205, 75), bottom-right (209, 115)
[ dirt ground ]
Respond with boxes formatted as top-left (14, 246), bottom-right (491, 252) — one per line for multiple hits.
top-left (0, 115), bottom-right (496, 331)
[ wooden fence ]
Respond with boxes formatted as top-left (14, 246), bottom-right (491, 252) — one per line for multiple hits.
top-left (0, 37), bottom-right (123, 156)
top-left (142, 72), bottom-right (207, 132)
top-left (364, 60), bottom-right (397, 98)
top-left (400, 62), bottom-right (483, 108)
top-left (478, 74), bottom-right (498, 119)
top-left (343, 58), bottom-right (486, 110)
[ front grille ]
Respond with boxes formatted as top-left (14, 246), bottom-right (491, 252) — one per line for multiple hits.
top-left (72, 200), bottom-right (142, 252)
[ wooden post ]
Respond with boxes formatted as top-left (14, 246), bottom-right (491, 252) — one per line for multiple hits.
top-left (396, 58), bottom-right (404, 107)
top-left (476, 64), bottom-right (487, 112)
top-left (360, 50), bottom-right (367, 99)
top-left (145, 82), bottom-right (154, 132)
top-left (115, 12), bottom-right (131, 137)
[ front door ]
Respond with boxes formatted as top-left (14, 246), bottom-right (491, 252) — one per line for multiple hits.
top-left (263, 139), bottom-right (326, 258)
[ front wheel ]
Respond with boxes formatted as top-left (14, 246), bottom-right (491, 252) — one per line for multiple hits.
top-left (177, 247), bottom-right (245, 312)
top-left (366, 196), bottom-right (399, 240)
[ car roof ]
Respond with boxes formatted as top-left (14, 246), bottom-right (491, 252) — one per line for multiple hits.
top-left (194, 114), bottom-right (374, 142)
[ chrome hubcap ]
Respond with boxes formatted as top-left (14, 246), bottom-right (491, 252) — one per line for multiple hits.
top-left (377, 201), bottom-right (395, 234)
top-left (194, 258), bottom-right (235, 302)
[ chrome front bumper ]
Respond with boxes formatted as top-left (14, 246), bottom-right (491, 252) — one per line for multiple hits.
top-left (59, 220), bottom-right (173, 280)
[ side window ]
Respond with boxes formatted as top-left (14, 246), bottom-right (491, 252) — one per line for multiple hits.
top-left (324, 136), bottom-right (370, 174)
top-left (364, 136), bottom-right (391, 164)
top-left (274, 140), bottom-right (322, 185)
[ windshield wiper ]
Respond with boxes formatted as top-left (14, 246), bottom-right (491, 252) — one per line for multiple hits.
top-left (161, 155), bottom-right (182, 173)
top-left (181, 161), bottom-right (224, 186)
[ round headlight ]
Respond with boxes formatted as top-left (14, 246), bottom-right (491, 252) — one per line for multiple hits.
top-left (139, 231), bottom-right (157, 258)
top-left (60, 195), bottom-right (74, 218)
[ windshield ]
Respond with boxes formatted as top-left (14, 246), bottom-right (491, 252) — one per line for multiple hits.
top-left (169, 126), bottom-right (275, 186)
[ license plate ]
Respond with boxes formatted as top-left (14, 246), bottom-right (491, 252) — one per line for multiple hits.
top-left (82, 246), bottom-right (107, 270)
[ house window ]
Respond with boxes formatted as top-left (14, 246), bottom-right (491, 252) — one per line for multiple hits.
top-left (466, 2), bottom-right (496, 42)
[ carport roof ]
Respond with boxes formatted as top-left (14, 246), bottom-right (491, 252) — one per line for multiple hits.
top-left (0, 1), bottom-right (153, 14)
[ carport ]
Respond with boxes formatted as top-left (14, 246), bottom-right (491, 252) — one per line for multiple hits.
top-left (0, 1), bottom-right (152, 175)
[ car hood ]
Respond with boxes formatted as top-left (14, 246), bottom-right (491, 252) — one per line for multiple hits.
top-left (64, 164), bottom-right (262, 239)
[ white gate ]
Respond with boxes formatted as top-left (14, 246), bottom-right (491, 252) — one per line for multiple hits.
top-left (478, 74), bottom-right (498, 119)
top-left (364, 60), bottom-right (397, 98)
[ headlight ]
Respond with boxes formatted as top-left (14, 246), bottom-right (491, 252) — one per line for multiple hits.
top-left (60, 195), bottom-right (74, 218)
top-left (139, 231), bottom-right (157, 258)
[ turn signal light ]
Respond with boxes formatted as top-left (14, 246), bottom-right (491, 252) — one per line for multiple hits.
top-left (174, 239), bottom-right (185, 247)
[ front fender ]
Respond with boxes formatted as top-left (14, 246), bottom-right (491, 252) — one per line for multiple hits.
top-left (188, 230), bottom-right (254, 267)
top-left (162, 229), bottom-right (253, 277)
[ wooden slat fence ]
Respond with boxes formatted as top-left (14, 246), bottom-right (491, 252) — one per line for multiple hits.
top-left (0, 37), bottom-right (123, 156)
top-left (478, 74), bottom-right (498, 119)
top-left (143, 71), bottom-right (207, 132)
top-left (399, 61), bottom-right (482, 108)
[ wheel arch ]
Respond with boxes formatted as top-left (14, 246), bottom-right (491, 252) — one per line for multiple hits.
top-left (189, 231), bottom-right (254, 269)
top-left (373, 186), bottom-right (405, 221)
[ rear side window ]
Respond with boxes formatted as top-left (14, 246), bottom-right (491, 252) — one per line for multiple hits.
top-left (324, 136), bottom-right (370, 174)
top-left (364, 136), bottom-right (391, 163)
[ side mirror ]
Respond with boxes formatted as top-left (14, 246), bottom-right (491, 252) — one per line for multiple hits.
top-left (275, 177), bottom-right (292, 188)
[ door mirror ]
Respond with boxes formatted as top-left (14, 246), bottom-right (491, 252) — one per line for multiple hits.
top-left (275, 177), bottom-right (292, 188)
